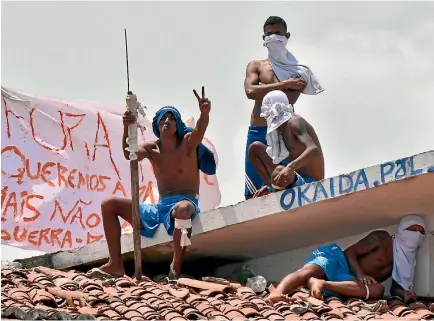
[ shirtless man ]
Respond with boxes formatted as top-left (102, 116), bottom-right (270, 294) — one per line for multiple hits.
top-left (94, 87), bottom-right (213, 279)
top-left (248, 90), bottom-right (324, 197)
top-left (244, 15), bottom-right (322, 199)
top-left (265, 215), bottom-right (426, 302)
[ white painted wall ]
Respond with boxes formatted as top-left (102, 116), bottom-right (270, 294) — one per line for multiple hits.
top-left (216, 218), bottom-right (434, 296)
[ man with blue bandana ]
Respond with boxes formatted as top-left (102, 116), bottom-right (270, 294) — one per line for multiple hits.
top-left (94, 86), bottom-right (215, 280)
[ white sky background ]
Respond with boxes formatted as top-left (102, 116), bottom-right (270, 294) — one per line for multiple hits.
top-left (1, 1), bottom-right (434, 261)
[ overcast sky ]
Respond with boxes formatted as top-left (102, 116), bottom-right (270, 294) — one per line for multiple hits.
top-left (2, 1), bottom-right (434, 261)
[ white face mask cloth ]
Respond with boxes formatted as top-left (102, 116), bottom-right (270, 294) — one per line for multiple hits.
top-left (260, 90), bottom-right (294, 164)
top-left (392, 214), bottom-right (426, 290)
top-left (263, 34), bottom-right (324, 96)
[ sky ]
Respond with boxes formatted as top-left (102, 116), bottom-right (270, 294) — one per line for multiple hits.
top-left (1, 1), bottom-right (434, 261)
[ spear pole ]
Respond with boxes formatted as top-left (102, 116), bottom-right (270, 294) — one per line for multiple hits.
top-left (124, 28), bottom-right (142, 281)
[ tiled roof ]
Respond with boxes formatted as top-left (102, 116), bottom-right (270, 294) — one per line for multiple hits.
top-left (1, 265), bottom-right (434, 320)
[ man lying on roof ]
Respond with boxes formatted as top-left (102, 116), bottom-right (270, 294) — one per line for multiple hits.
top-left (247, 90), bottom-right (324, 198)
top-left (265, 215), bottom-right (426, 303)
top-left (90, 86), bottom-right (215, 280)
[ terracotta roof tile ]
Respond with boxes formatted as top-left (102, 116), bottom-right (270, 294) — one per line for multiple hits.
top-left (1, 266), bottom-right (434, 320)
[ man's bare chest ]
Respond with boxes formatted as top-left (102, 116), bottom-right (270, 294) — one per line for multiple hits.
top-left (259, 65), bottom-right (279, 84)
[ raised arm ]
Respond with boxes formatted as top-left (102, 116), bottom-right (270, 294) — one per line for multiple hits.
top-left (285, 116), bottom-right (319, 171)
top-left (244, 61), bottom-right (306, 100)
top-left (187, 86), bottom-right (210, 151)
top-left (345, 230), bottom-right (391, 283)
top-left (122, 111), bottom-right (149, 161)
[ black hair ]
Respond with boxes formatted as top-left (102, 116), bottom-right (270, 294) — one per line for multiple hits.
top-left (263, 16), bottom-right (287, 32)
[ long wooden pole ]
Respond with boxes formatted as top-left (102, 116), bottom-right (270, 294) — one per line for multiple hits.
top-left (124, 28), bottom-right (142, 281)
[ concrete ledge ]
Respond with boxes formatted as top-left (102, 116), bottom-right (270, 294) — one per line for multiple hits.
top-left (17, 150), bottom-right (434, 270)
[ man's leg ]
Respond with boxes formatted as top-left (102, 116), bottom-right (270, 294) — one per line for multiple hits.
top-left (99, 197), bottom-right (143, 277)
top-left (265, 264), bottom-right (325, 303)
top-left (308, 277), bottom-right (385, 300)
top-left (168, 200), bottom-right (196, 279)
top-left (248, 141), bottom-right (278, 186)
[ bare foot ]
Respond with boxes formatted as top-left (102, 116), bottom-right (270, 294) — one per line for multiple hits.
top-left (307, 277), bottom-right (325, 300)
top-left (265, 291), bottom-right (288, 304)
top-left (99, 261), bottom-right (125, 277)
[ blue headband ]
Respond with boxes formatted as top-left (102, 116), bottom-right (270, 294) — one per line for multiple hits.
top-left (152, 106), bottom-right (187, 138)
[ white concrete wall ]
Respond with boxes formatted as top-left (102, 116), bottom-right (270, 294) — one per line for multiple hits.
top-left (216, 218), bottom-right (434, 296)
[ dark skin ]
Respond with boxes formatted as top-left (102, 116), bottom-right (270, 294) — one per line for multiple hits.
top-left (266, 226), bottom-right (425, 303)
top-left (248, 115), bottom-right (324, 198)
top-left (244, 23), bottom-right (307, 126)
top-left (99, 87), bottom-right (210, 278)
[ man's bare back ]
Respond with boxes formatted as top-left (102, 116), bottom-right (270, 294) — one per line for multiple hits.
top-left (282, 115), bottom-right (324, 181)
top-left (141, 135), bottom-right (199, 198)
top-left (246, 59), bottom-right (304, 126)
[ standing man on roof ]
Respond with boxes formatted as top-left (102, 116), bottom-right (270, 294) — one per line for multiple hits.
top-left (244, 16), bottom-right (324, 199)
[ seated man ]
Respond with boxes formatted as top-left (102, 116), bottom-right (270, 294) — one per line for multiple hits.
top-left (248, 90), bottom-right (324, 198)
top-left (91, 86), bottom-right (215, 280)
top-left (265, 214), bottom-right (426, 302)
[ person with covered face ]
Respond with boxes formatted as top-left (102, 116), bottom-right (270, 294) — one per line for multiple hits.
top-left (265, 215), bottom-right (426, 303)
top-left (248, 90), bottom-right (324, 197)
top-left (243, 15), bottom-right (324, 199)
top-left (90, 87), bottom-right (215, 280)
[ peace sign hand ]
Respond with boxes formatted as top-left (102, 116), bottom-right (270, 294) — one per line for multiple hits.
top-left (193, 86), bottom-right (211, 114)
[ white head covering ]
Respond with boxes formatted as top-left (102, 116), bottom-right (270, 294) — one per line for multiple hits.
top-left (260, 90), bottom-right (294, 164)
top-left (392, 214), bottom-right (426, 290)
top-left (262, 35), bottom-right (324, 96)
top-left (261, 90), bottom-right (294, 134)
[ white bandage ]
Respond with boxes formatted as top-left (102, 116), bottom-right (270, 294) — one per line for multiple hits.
top-left (175, 219), bottom-right (192, 248)
top-left (125, 93), bottom-right (147, 161)
top-left (364, 284), bottom-right (370, 300)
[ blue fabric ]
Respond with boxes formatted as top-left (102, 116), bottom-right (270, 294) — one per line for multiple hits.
top-left (305, 243), bottom-right (356, 297)
top-left (287, 172), bottom-right (317, 189)
top-left (246, 125), bottom-right (320, 197)
top-left (152, 106), bottom-right (216, 175)
top-left (139, 195), bottom-right (200, 238)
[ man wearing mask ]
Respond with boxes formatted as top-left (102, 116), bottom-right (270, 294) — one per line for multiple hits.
top-left (244, 16), bottom-right (324, 199)
top-left (265, 215), bottom-right (426, 303)
top-left (390, 214), bottom-right (426, 302)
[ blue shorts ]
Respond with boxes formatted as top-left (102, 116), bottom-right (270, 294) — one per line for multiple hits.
top-left (305, 243), bottom-right (356, 297)
top-left (139, 195), bottom-right (200, 238)
top-left (245, 125), bottom-right (317, 196)
top-left (245, 125), bottom-right (289, 197)
top-left (287, 172), bottom-right (317, 189)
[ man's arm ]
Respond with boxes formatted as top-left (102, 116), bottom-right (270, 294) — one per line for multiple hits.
top-left (122, 126), bottom-right (149, 161)
top-left (285, 117), bottom-right (319, 171)
top-left (244, 61), bottom-right (283, 100)
top-left (244, 61), bottom-right (306, 100)
top-left (390, 279), bottom-right (418, 302)
top-left (187, 111), bottom-right (209, 151)
top-left (345, 230), bottom-right (391, 279)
